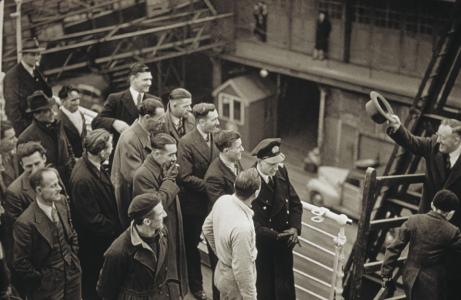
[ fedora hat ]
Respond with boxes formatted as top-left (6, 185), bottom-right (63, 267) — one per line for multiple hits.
top-left (20, 38), bottom-right (45, 54)
top-left (26, 90), bottom-right (54, 113)
top-left (365, 91), bottom-right (395, 124)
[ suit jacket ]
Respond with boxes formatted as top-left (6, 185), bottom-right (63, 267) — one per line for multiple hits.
top-left (389, 126), bottom-right (461, 228)
top-left (111, 120), bottom-right (152, 228)
top-left (132, 155), bottom-right (189, 297)
top-left (252, 164), bottom-right (303, 300)
top-left (164, 108), bottom-right (195, 143)
top-left (12, 200), bottom-right (79, 290)
top-left (178, 128), bottom-right (219, 216)
top-left (381, 212), bottom-right (461, 300)
top-left (18, 120), bottom-right (75, 189)
top-left (204, 157), bottom-right (242, 207)
top-left (5, 173), bottom-right (35, 221)
top-left (56, 109), bottom-right (87, 158)
top-left (3, 63), bottom-right (52, 134)
top-left (0, 152), bottom-right (19, 193)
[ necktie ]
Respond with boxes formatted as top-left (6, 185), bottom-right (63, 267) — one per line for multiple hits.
top-left (445, 154), bottom-right (451, 173)
top-left (268, 176), bottom-right (275, 187)
top-left (177, 118), bottom-right (185, 137)
top-left (51, 206), bottom-right (60, 224)
top-left (136, 93), bottom-right (143, 106)
top-left (234, 163), bottom-right (240, 175)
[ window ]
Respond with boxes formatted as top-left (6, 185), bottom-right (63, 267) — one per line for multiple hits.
top-left (318, 0), bottom-right (343, 20)
top-left (218, 93), bottom-right (244, 125)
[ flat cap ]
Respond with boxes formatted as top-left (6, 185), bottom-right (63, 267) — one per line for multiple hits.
top-left (128, 193), bottom-right (161, 220)
top-left (251, 138), bottom-right (285, 163)
top-left (433, 189), bottom-right (459, 212)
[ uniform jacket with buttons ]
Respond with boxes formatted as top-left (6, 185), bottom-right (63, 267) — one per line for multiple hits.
top-left (251, 164), bottom-right (302, 300)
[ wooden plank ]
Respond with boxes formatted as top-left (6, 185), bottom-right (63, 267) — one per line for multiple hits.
top-left (386, 198), bottom-right (419, 212)
top-left (364, 257), bottom-right (406, 273)
top-left (369, 216), bottom-right (408, 231)
top-left (376, 173), bottom-right (425, 186)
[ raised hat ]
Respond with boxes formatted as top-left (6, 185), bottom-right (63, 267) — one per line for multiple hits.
top-left (26, 90), bottom-right (54, 113)
top-left (251, 138), bottom-right (285, 163)
top-left (20, 38), bottom-right (45, 54)
top-left (128, 193), bottom-right (161, 221)
top-left (365, 91), bottom-right (395, 124)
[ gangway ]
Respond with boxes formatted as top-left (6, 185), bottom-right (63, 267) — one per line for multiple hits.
top-left (344, 0), bottom-right (461, 298)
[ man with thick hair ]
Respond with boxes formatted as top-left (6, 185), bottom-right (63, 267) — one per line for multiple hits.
top-left (177, 102), bottom-right (220, 300)
top-left (57, 85), bottom-right (87, 158)
top-left (133, 133), bottom-right (188, 298)
top-left (111, 98), bottom-right (165, 228)
top-left (204, 129), bottom-right (245, 300)
top-left (13, 167), bottom-right (81, 299)
top-left (381, 189), bottom-right (461, 300)
top-left (164, 88), bottom-right (195, 142)
top-left (97, 193), bottom-right (170, 299)
top-left (70, 128), bottom-right (121, 300)
top-left (203, 168), bottom-right (261, 300)
top-left (0, 120), bottom-right (19, 197)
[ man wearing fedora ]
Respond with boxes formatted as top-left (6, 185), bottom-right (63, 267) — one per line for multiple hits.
top-left (18, 91), bottom-right (75, 190)
top-left (251, 138), bottom-right (303, 300)
top-left (3, 38), bottom-right (52, 135)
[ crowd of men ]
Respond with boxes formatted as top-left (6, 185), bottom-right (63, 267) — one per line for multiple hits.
top-left (0, 40), bottom-right (303, 300)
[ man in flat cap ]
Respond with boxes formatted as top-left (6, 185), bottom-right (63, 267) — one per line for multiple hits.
top-left (97, 192), bottom-right (171, 300)
top-left (3, 38), bottom-right (52, 135)
top-left (133, 133), bottom-right (188, 299)
top-left (164, 88), bottom-right (195, 142)
top-left (251, 138), bottom-right (303, 300)
top-left (18, 91), bottom-right (75, 189)
top-left (177, 102), bottom-right (220, 300)
top-left (381, 190), bottom-right (461, 300)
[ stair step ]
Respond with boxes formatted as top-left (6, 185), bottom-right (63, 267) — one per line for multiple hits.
top-left (386, 198), bottom-right (419, 212)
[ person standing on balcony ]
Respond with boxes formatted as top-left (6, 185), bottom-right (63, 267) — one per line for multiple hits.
top-left (313, 11), bottom-right (331, 61)
top-left (251, 138), bottom-right (303, 300)
top-left (3, 38), bottom-right (52, 135)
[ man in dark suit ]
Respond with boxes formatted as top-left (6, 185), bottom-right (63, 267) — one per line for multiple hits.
top-left (18, 91), bottom-right (75, 189)
top-left (133, 133), bottom-right (188, 299)
top-left (164, 88), bottom-right (195, 142)
top-left (111, 98), bottom-right (165, 228)
top-left (56, 86), bottom-right (87, 158)
top-left (92, 63), bottom-right (158, 164)
top-left (13, 167), bottom-right (81, 299)
top-left (204, 129), bottom-right (244, 300)
top-left (3, 38), bottom-right (52, 134)
top-left (387, 115), bottom-right (461, 227)
top-left (177, 102), bottom-right (220, 300)
top-left (251, 138), bottom-right (303, 300)
top-left (381, 190), bottom-right (461, 300)
top-left (69, 129), bottom-right (121, 300)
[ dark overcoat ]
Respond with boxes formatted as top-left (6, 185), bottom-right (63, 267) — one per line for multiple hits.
top-left (69, 156), bottom-right (121, 299)
top-left (381, 212), bottom-right (461, 300)
top-left (4, 172), bottom-right (34, 220)
top-left (111, 121), bottom-right (152, 228)
top-left (388, 126), bottom-right (461, 228)
top-left (3, 63), bottom-right (52, 134)
top-left (204, 157), bottom-right (242, 207)
top-left (97, 226), bottom-right (170, 300)
top-left (56, 109), bottom-right (87, 158)
top-left (252, 165), bottom-right (303, 300)
top-left (315, 19), bottom-right (332, 51)
top-left (17, 120), bottom-right (75, 189)
top-left (13, 200), bottom-right (81, 299)
top-left (164, 109), bottom-right (195, 143)
top-left (132, 155), bottom-right (188, 297)
top-left (177, 128), bottom-right (219, 217)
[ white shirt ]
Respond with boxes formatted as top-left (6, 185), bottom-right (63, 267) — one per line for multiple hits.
top-left (196, 126), bottom-right (210, 145)
top-left (129, 87), bottom-right (144, 106)
top-left (202, 194), bottom-right (257, 299)
top-left (60, 106), bottom-right (84, 135)
top-left (449, 143), bottom-right (461, 167)
top-left (36, 199), bottom-right (56, 222)
top-left (219, 154), bottom-right (238, 176)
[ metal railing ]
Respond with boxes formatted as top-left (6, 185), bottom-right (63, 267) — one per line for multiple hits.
top-left (294, 201), bottom-right (352, 300)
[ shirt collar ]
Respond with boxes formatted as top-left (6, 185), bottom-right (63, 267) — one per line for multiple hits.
top-left (170, 112), bottom-right (181, 127)
top-left (256, 163), bottom-right (270, 184)
top-left (231, 194), bottom-right (254, 217)
top-left (20, 60), bottom-right (35, 76)
top-left (196, 126), bottom-right (209, 141)
top-left (129, 221), bottom-right (154, 252)
top-left (129, 87), bottom-right (143, 102)
top-left (60, 105), bottom-right (80, 116)
top-left (449, 143), bottom-right (461, 166)
top-left (219, 154), bottom-right (237, 172)
top-left (36, 199), bottom-right (56, 221)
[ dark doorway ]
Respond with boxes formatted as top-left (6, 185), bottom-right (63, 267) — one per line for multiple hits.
top-left (277, 76), bottom-right (320, 163)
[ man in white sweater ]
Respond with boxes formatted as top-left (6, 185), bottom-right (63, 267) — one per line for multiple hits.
top-left (202, 168), bottom-right (261, 300)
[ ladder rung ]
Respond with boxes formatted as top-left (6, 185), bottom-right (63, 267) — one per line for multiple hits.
top-left (386, 198), bottom-right (419, 212)
top-left (422, 113), bottom-right (445, 121)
